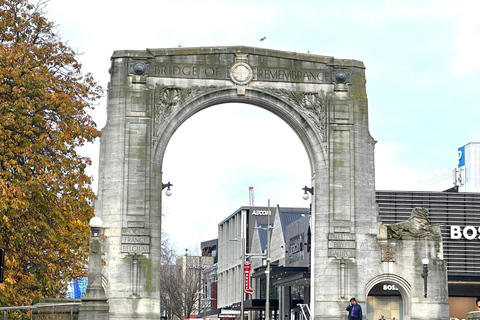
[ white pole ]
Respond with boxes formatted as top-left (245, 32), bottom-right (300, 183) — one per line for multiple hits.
top-left (265, 199), bottom-right (271, 320)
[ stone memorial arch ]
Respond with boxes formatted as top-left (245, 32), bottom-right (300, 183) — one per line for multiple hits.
top-left (95, 46), bottom-right (449, 320)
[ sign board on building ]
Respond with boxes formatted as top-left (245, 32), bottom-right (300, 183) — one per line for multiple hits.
top-left (458, 146), bottom-right (465, 167)
top-left (450, 226), bottom-right (480, 240)
top-left (244, 262), bottom-right (255, 294)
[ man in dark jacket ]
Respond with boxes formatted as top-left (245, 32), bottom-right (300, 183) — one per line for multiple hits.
top-left (346, 297), bottom-right (362, 320)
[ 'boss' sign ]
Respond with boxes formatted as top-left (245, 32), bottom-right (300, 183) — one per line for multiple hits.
top-left (450, 226), bottom-right (480, 240)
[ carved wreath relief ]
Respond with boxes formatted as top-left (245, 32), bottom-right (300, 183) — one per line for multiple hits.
top-left (154, 84), bottom-right (217, 129)
top-left (155, 85), bottom-right (327, 143)
top-left (265, 89), bottom-right (327, 143)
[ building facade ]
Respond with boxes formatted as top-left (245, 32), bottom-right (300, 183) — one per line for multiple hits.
top-left (457, 142), bottom-right (480, 192)
top-left (376, 190), bottom-right (480, 319)
top-left (211, 191), bottom-right (480, 320)
top-left (249, 206), bottom-right (311, 320)
top-left (217, 206), bottom-right (277, 313)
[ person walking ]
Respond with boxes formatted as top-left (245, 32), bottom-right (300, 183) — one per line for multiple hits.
top-left (346, 297), bottom-right (363, 320)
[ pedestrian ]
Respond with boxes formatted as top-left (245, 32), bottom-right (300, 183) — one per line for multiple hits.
top-left (346, 297), bottom-right (363, 320)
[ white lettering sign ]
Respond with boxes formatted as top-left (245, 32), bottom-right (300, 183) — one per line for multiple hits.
top-left (383, 284), bottom-right (399, 291)
top-left (252, 210), bottom-right (271, 216)
top-left (450, 226), bottom-right (480, 240)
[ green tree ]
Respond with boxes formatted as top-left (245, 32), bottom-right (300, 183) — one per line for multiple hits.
top-left (0, 0), bottom-right (102, 317)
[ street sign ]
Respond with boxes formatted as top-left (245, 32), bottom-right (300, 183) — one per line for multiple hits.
top-left (244, 262), bottom-right (252, 294)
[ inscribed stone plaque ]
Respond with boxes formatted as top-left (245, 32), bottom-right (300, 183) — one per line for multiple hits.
top-left (122, 228), bottom-right (150, 236)
top-left (328, 249), bottom-right (356, 259)
top-left (121, 236), bottom-right (150, 244)
top-left (150, 59), bottom-right (328, 84)
top-left (121, 244), bottom-right (150, 254)
top-left (328, 233), bottom-right (355, 241)
top-left (328, 241), bottom-right (356, 249)
top-left (121, 228), bottom-right (150, 253)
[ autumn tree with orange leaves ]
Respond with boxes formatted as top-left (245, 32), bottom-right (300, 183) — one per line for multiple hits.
top-left (0, 0), bottom-right (102, 317)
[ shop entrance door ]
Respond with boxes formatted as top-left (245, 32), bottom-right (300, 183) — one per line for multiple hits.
top-left (367, 283), bottom-right (403, 320)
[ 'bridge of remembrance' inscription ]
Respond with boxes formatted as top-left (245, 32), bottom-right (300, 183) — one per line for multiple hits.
top-left (148, 63), bottom-right (327, 83)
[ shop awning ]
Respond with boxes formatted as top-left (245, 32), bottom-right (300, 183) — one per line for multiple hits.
top-left (252, 266), bottom-right (309, 286)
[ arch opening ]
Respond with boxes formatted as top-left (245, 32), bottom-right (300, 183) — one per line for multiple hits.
top-left (161, 102), bottom-right (313, 251)
top-left (366, 274), bottom-right (412, 320)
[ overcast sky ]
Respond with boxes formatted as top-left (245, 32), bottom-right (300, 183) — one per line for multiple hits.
top-left (46, 0), bottom-right (480, 253)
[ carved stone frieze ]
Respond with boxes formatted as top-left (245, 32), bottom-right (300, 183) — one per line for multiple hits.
top-left (386, 207), bottom-right (442, 241)
top-left (264, 89), bottom-right (327, 143)
top-left (154, 85), bottom-right (218, 130)
top-left (154, 85), bottom-right (327, 145)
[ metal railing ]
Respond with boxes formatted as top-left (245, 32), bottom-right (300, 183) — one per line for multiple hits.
top-left (0, 302), bottom-right (81, 320)
top-left (297, 303), bottom-right (311, 320)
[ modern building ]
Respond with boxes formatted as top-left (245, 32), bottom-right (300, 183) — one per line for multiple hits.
top-left (250, 206), bottom-right (311, 320)
top-left (457, 142), bottom-right (480, 192)
top-left (201, 239), bottom-right (219, 317)
top-left (217, 206), bottom-right (277, 316)
top-left (206, 189), bottom-right (480, 320)
top-left (67, 277), bottom-right (89, 299)
top-left (201, 239), bottom-right (218, 264)
top-left (376, 190), bottom-right (480, 319)
top-left (214, 205), bottom-right (311, 320)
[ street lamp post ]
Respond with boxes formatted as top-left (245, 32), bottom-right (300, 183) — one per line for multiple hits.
top-left (203, 293), bottom-right (207, 319)
top-left (198, 256), bottom-right (202, 316)
top-left (229, 236), bottom-right (246, 320)
top-left (421, 258), bottom-right (429, 298)
top-left (241, 236), bottom-right (246, 320)
top-left (78, 217), bottom-right (109, 320)
top-left (162, 182), bottom-right (173, 196)
top-left (302, 186), bottom-right (314, 200)
top-left (265, 200), bottom-right (271, 320)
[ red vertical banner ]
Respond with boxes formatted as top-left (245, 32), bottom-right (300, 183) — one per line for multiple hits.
top-left (244, 262), bottom-right (255, 294)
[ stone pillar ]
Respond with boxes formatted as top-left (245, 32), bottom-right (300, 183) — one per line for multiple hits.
top-left (79, 218), bottom-right (109, 320)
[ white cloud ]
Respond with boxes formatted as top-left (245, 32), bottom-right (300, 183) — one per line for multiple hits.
top-left (375, 142), bottom-right (432, 190)
top-left (451, 1), bottom-right (480, 74)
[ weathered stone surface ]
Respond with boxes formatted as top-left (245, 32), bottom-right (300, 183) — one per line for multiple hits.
top-left (96, 46), bottom-right (448, 320)
top-left (387, 207), bottom-right (443, 240)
